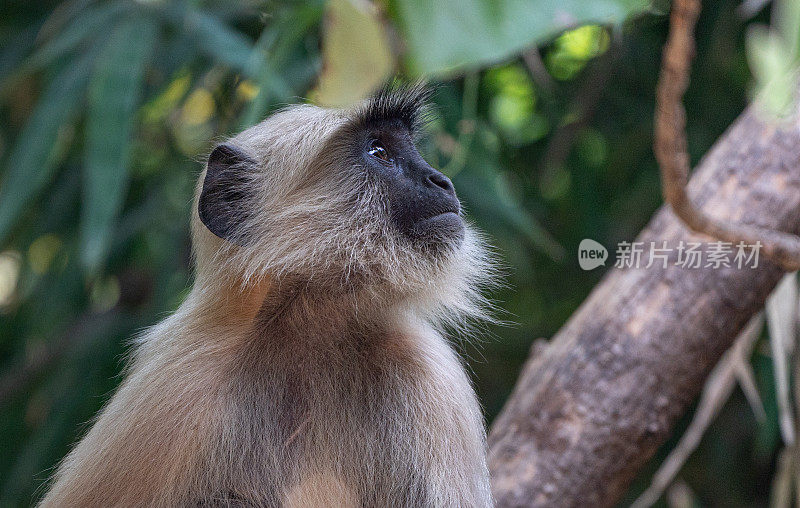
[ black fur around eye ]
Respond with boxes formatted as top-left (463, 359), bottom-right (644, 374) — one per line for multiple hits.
top-left (368, 140), bottom-right (392, 163)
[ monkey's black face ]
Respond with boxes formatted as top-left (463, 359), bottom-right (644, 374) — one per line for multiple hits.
top-left (360, 125), bottom-right (464, 247)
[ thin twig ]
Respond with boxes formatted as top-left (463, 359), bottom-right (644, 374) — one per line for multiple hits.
top-left (767, 273), bottom-right (799, 445)
top-left (521, 47), bottom-right (556, 92)
top-left (771, 447), bottom-right (794, 508)
top-left (655, 0), bottom-right (800, 271)
top-left (734, 358), bottom-right (767, 422)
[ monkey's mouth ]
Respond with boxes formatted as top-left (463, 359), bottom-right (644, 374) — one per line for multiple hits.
top-left (417, 199), bottom-right (461, 222)
top-left (421, 210), bottom-right (461, 225)
top-left (409, 210), bottom-right (465, 245)
top-left (390, 194), bottom-right (464, 247)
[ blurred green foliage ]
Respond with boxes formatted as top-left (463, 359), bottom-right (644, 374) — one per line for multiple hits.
top-left (746, 0), bottom-right (800, 117)
top-left (0, 0), bottom-right (784, 506)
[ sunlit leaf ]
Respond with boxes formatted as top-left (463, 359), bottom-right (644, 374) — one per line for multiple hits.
top-left (485, 64), bottom-right (548, 144)
top-left (0, 250), bottom-right (22, 307)
top-left (180, 89), bottom-right (215, 126)
top-left (746, 25), bottom-right (797, 117)
top-left (393, 0), bottom-right (649, 75)
top-left (81, 16), bottom-right (157, 273)
top-left (0, 52), bottom-right (93, 245)
top-left (545, 25), bottom-right (610, 80)
top-left (141, 70), bottom-right (192, 124)
top-left (28, 234), bottom-right (63, 275)
top-left (557, 25), bottom-right (610, 59)
top-left (312, 0), bottom-right (394, 107)
top-left (236, 80), bottom-right (259, 102)
top-left (775, 0), bottom-right (800, 58)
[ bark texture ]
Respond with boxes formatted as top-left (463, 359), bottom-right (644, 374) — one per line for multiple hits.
top-left (487, 105), bottom-right (800, 507)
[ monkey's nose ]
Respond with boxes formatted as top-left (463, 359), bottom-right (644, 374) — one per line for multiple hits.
top-left (426, 171), bottom-right (455, 194)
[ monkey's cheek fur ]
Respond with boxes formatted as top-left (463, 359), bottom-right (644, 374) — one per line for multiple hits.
top-left (407, 212), bottom-right (466, 247)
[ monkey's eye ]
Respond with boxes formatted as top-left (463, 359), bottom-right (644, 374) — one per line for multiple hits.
top-left (368, 140), bottom-right (392, 163)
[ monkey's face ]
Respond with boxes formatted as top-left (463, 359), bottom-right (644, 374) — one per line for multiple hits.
top-left (355, 124), bottom-right (464, 249)
top-left (194, 86), bottom-right (487, 294)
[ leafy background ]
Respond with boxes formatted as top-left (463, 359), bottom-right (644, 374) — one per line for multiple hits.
top-left (0, 0), bottom-right (795, 505)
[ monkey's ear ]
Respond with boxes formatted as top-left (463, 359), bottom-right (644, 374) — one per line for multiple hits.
top-left (199, 143), bottom-right (257, 243)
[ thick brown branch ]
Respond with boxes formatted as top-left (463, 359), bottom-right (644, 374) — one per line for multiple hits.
top-left (655, 0), bottom-right (800, 271)
top-left (488, 92), bottom-right (800, 506)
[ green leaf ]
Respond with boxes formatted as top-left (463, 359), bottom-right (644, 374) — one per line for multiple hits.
top-left (392, 0), bottom-right (650, 75)
top-left (159, 4), bottom-right (254, 74)
top-left (22, 1), bottom-right (129, 73)
top-left (0, 52), bottom-right (94, 245)
top-left (746, 25), bottom-right (797, 117)
top-left (81, 16), bottom-right (157, 273)
top-left (188, 10), bottom-right (253, 72)
top-left (0, 26), bottom-right (38, 87)
top-left (775, 0), bottom-right (800, 58)
top-left (455, 161), bottom-right (564, 261)
top-left (239, 4), bottom-right (323, 128)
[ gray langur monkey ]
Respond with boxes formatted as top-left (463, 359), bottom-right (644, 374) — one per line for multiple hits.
top-left (39, 85), bottom-right (497, 507)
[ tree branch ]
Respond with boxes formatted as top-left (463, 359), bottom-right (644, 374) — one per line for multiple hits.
top-left (487, 77), bottom-right (800, 508)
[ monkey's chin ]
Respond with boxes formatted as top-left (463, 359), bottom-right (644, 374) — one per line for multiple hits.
top-left (409, 212), bottom-right (465, 248)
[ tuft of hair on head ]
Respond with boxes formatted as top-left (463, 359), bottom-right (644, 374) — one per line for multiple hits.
top-left (351, 81), bottom-right (434, 134)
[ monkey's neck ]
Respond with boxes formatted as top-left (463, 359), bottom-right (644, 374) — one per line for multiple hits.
top-left (189, 275), bottom-right (399, 345)
top-left (170, 277), bottom-right (429, 401)
top-left (259, 279), bottom-right (395, 337)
